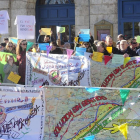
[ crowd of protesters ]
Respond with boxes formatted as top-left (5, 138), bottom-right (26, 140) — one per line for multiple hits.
top-left (0, 29), bottom-right (140, 85)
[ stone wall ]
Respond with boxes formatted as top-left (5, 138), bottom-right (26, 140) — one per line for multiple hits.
top-left (0, 0), bottom-right (118, 42)
top-left (75, 0), bottom-right (118, 42)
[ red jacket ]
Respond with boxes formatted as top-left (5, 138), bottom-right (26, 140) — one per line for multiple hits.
top-left (16, 50), bottom-right (26, 85)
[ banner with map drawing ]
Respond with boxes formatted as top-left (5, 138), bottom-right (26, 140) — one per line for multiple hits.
top-left (44, 87), bottom-right (140, 140)
top-left (0, 86), bottom-right (45, 140)
top-left (90, 57), bottom-right (140, 88)
top-left (26, 52), bottom-right (91, 86)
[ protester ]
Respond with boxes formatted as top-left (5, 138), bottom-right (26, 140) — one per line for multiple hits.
top-left (50, 41), bottom-right (63, 54)
top-left (117, 34), bottom-right (124, 41)
top-left (5, 42), bottom-right (16, 54)
top-left (105, 35), bottom-right (119, 54)
top-left (96, 41), bottom-right (110, 55)
top-left (16, 40), bottom-right (27, 85)
top-left (3, 55), bottom-right (18, 83)
top-left (63, 42), bottom-right (71, 54)
top-left (57, 32), bottom-right (65, 52)
top-left (83, 42), bottom-right (94, 53)
top-left (37, 30), bottom-right (54, 43)
top-left (0, 43), bottom-right (5, 52)
top-left (128, 38), bottom-right (139, 51)
top-left (119, 40), bottom-right (138, 57)
top-left (4, 37), bottom-right (9, 44)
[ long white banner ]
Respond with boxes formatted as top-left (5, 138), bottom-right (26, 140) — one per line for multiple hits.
top-left (26, 52), bottom-right (91, 86)
top-left (0, 86), bottom-right (45, 140)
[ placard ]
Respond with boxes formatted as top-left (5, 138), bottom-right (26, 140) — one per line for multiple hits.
top-left (0, 10), bottom-right (10, 34)
top-left (7, 71), bottom-right (21, 84)
top-left (44, 87), bottom-right (140, 140)
top-left (26, 52), bottom-right (91, 86)
top-left (0, 86), bottom-right (45, 140)
top-left (14, 15), bottom-right (36, 39)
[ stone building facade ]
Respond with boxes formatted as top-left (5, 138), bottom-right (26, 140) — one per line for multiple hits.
top-left (0, 0), bottom-right (134, 43)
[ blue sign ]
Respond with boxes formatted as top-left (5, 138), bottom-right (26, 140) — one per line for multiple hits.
top-left (76, 47), bottom-right (86, 56)
top-left (39, 43), bottom-right (49, 51)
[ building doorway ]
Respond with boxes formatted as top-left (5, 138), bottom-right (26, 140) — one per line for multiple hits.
top-left (36, 0), bottom-right (75, 48)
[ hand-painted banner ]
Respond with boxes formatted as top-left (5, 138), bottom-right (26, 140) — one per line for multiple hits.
top-left (44, 87), bottom-right (140, 140)
top-left (0, 52), bottom-right (17, 83)
top-left (90, 57), bottom-right (140, 88)
top-left (0, 86), bottom-right (45, 140)
top-left (26, 52), bottom-right (91, 86)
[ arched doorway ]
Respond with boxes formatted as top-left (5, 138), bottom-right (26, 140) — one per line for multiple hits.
top-left (36, 0), bottom-right (75, 48)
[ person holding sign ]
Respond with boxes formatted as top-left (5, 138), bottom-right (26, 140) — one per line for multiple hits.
top-left (3, 55), bottom-right (18, 83)
top-left (16, 40), bottom-right (27, 85)
top-left (37, 29), bottom-right (54, 44)
top-left (105, 35), bottom-right (119, 54)
top-left (90, 41), bottom-right (111, 58)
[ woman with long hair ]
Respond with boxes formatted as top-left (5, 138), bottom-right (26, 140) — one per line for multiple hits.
top-left (5, 42), bottom-right (16, 54)
top-left (16, 40), bottom-right (27, 85)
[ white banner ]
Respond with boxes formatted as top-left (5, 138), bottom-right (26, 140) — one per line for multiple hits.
top-left (0, 10), bottom-right (9, 34)
top-left (26, 52), bottom-right (91, 86)
top-left (0, 86), bottom-right (45, 140)
top-left (14, 15), bottom-right (36, 39)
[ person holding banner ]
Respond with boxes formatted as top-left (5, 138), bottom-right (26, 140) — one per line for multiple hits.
top-left (3, 55), bottom-right (18, 83)
top-left (50, 42), bottom-right (63, 54)
top-left (5, 42), bottom-right (16, 54)
top-left (16, 40), bottom-right (27, 85)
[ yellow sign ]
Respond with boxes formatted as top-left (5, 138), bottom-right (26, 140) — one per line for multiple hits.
top-left (75, 37), bottom-right (78, 43)
top-left (106, 47), bottom-right (112, 54)
top-left (40, 28), bottom-right (51, 35)
top-left (92, 52), bottom-right (104, 62)
top-left (7, 72), bottom-right (21, 84)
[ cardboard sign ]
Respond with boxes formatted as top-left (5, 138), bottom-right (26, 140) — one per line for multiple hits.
top-left (7, 71), bottom-right (21, 84)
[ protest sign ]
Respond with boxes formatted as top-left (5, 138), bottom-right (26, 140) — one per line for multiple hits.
top-left (7, 72), bottom-right (21, 84)
top-left (26, 52), bottom-right (91, 86)
top-left (14, 15), bottom-right (36, 39)
top-left (79, 34), bottom-right (90, 42)
top-left (44, 87), bottom-right (140, 140)
top-left (39, 43), bottom-right (49, 51)
top-left (10, 37), bottom-right (18, 44)
top-left (106, 47), bottom-right (112, 54)
top-left (136, 36), bottom-right (140, 43)
top-left (57, 26), bottom-right (65, 33)
top-left (40, 28), bottom-right (51, 35)
top-left (0, 86), bottom-right (45, 140)
top-left (0, 10), bottom-right (10, 34)
top-left (92, 52), bottom-right (103, 62)
top-left (90, 57), bottom-right (140, 88)
top-left (76, 47), bottom-right (86, 56)
top-left (0, 52), bottom-right (17, 83)
top-left (112, 54), bottom-right (124, 64)
top-left (80, 29), bottom-right (90, 34)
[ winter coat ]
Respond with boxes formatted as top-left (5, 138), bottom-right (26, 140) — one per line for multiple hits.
top-left (3, 63), bottom-right (18, 83)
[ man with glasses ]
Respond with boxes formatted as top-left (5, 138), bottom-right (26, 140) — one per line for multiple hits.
top-left (129, 39), bottom-right (138, 51)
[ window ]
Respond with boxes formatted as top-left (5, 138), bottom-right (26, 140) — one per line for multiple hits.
top-left (124, 22), bottom-right (133, 40)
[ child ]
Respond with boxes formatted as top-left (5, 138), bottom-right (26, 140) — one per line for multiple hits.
top-left (3, 55), bottom-right (18, 83)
